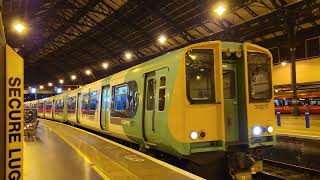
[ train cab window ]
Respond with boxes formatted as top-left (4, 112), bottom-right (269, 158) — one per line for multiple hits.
top-left (82, 93), bottom-right (89, 114)
top-left (186, 49), bottom-right (215, 103)
top-left (284, 98), bottom-right (292, 106)
top-left (67, 96), bottom-right (76, 113)
top-left (158, 76), bottom-right (166, 111)
top-left (247, 52), bottom-right (272, 102)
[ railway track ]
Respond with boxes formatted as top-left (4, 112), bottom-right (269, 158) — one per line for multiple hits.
top-left (259, 159), bottom-right (320, 179)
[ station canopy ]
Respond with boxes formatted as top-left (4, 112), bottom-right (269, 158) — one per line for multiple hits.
top-left (3, 0), bottom-right (320, 85)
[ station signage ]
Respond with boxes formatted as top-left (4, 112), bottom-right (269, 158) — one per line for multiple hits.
top-left (4, 45), bottom-right (24, 179)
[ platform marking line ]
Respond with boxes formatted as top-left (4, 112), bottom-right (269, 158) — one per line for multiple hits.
top-left (40, 119), bottom-right (204, 180)
top-left (43, 121), bottom-right (141, 179)
top-left (41, 122), bottom-right (110, 180)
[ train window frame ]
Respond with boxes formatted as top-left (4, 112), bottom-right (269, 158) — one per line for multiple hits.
top-left (147, 79), bottom-right (155, 110)
top-left (185, 48), bottom-right (215, 104)
top-left (67, 96), bottom-right (76, 113)
top-left (82, 93), bottom-right (89, 114)
top-left (111, 81), bottom-right (138, 118)
top-left (89, 90), bottom-right (98, 115)
top-left (247, 52), bottom-right (272, 103)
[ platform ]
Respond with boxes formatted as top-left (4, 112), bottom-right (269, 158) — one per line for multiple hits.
top-left (275, 114), bottom-right (320, 138)
top-left (24, 119), bottom-right (202, 180)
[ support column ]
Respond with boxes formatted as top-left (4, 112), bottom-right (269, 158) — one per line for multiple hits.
top-left (287, 10), bottom-right (299, 116)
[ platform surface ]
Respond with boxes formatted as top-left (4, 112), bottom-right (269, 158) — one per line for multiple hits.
top-left (275, 114), bottom-right (320, 138)
top-left (24, 121), bottom-right (103, 180)
top-left (26, 119), bottom-right (202, 180)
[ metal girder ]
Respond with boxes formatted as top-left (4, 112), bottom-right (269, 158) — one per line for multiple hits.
top-left (138, 0), bottom-right (195, 42)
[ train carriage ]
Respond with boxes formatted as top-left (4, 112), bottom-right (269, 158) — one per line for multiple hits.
top-left (25, 41), bottom-right (275, 176)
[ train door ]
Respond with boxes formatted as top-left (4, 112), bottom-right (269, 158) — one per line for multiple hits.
top-left (100, 85), bottom-right (110, 130)
top-left (76, 93), bottom-right (81, 123)
top-left (143, 68), bottom-right (168, 144)
top-left (223, 63), bottom-right (240, 143)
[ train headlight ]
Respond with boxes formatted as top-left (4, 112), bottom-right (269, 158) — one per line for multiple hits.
top-left (267, 126), bottom-right (273, 133)
top-left (252, 126), bottom-right (263, 136)
top-left (190, 131), bottom-right (198, 140)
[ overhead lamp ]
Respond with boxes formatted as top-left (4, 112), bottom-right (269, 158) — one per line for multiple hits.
top-left (214, 5), bottom-right (226, 16)
top-left (48, 82), bottom-right (53, 87)
top-left (158, 35), bottom-right (167, 44)
top-left (102, 62), bottom-right (109, 69)
top-left (281, 62), bottom-right (287, 66)
top-left (13, 23), bottom-right (25, 33)
top-left (39, 85), bottom-right (44, 90)
top-left (71, 75), bottom-right (77, 80)
top-left (85, 69), bottom-right (92, 75)
top-left (30, 88), bottom-right (37, 94)
top-left (56, 88), bottom-right (62, 94)
top-left (68, 88), bottom-right (71, 91)
top-left (59, 79), bottom-right (64, 84)
top-left (125, 52), bottom-right (132, 60)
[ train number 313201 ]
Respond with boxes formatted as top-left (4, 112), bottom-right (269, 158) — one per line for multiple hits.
top-left (254, 104), bottom-right (269, 110)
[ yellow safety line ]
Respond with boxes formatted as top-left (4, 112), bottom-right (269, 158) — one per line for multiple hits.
top-left (41, 122), bottom-right (110, 180)
top-left (41, 119), bottom-right (203, 180)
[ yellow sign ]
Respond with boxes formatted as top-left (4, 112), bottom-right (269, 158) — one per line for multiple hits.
top-left (5, 45), bottom-right (24, 180)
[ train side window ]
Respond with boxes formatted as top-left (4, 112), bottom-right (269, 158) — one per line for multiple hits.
top-left (158, 76), bottom-right (166, 111)
top-left (82, 93), bottom-right (89, 114)
top-left (111, 81), bottom-right (138, 118)
top-left (55, 100), bottom-right (64, 113)
top-left (89, 91), bottom-right (98, 115)
top-left (147, 79), bottom-right (155, 110)
top-left (114, 85), bottom-right (128, 111)
top-left (67, 96), bottom-right (76, 113)
top-left (45, 102), bottom-right (52, 112)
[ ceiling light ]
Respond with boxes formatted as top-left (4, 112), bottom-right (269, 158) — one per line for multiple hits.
top-left (59, 79), bottom-right (64, 84)
top-left (85, 69), bottom-right (91, 75)
top-left (158, 35), bottom-right (167, 44)
top-left (281, 62), bottom-right (287, 66)
top-left (125, 52), bottom-right (132, 60)
top-left (30, 88), bottom-right (37, 94)
top-left (56, 88), bottom-right (62, 94)
top-left (214, 5), bottom-right (226, 16)
top-left (70, 75), bottom-right (77, 80)
top-left (39, 85), bottom-right (44, 90)
top-left (14, 23), bottom-right (25, 33)
top-left (102, 62), bottom-right (109, 69)
top-left (48, 82), bottom-right (53, 87)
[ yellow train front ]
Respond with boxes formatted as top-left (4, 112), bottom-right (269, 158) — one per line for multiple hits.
top-left (166, 41), bottom-right (275, 176)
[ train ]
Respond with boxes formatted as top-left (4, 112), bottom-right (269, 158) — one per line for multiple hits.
top-left (273, 56), bottom-right (320, 114)
top-left (24, 41), bottom-right (275, 178)
top-left (274, 92), bottom-right (320, 114)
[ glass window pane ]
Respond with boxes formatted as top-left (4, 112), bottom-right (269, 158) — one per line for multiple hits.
top-left (82, 94), bottom-right (89, 113)
top-left (186, 49), bottom-right (214, 103)
top-left (159, 76), bottom-right (166, 111)
top-left (68, 97), bottom-right (76, 113)
top-left (223, 70), bottom-right (235, 99)
top-left (247, 52), bottom-right (272, 102)
top-left (90, 91), bottom-right (97, 111)
top-left (147, 79), bottom-right (155, 110)
top-left (114, 85), bottom-right (128, 111)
